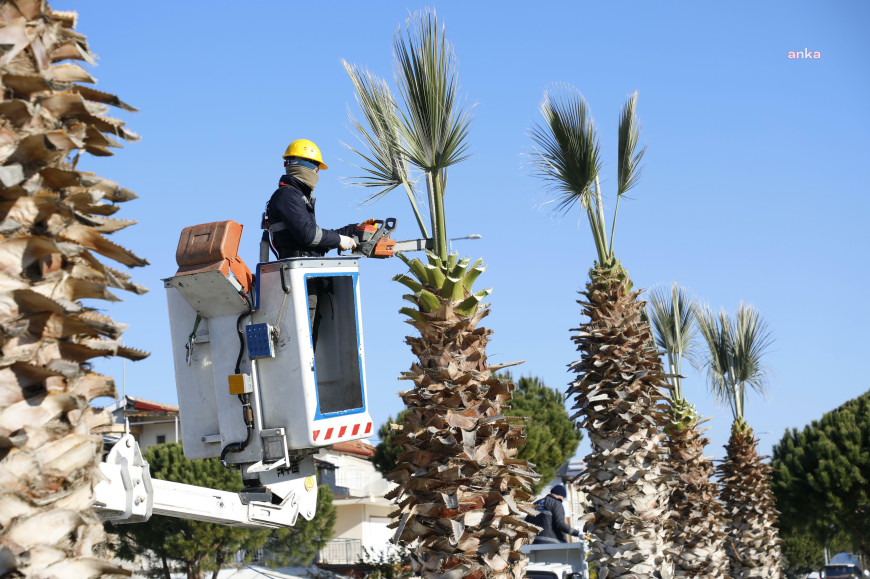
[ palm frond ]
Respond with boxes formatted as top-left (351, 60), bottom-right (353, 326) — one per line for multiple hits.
top-left (732, 300), bottom-right (774, 398)
top-left (647, 282), bottom-right (698, 400)
top-left (695, 301), bottom-right (774, 422)
top-left (529, 84), bottom-right (601, 215)
top-left (616, 91), bottom-right (646, 196)
top-left (648, 283), bottom-right (697, 359)
top-left (393, 9), bottom-right (472, 174)
top-left (342, 61), bottom-right (409, 198)
top-left (695, 304), bottom-right (736, 415)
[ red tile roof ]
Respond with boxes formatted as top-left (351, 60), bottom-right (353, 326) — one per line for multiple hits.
top-left (330, 440), bottom-right (375, 458)
top-left (128, 396), bottom-right (179, 413)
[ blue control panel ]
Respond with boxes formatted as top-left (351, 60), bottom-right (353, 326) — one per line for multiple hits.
top-left (245, 323), bottom-right (275, 359)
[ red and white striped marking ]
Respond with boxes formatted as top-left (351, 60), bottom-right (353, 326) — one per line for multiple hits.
top-left (313, 421), bottom-right (372, 442)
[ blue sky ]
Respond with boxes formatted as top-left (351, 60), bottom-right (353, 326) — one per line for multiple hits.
top-left (65, 1), bottom-right (870, 460)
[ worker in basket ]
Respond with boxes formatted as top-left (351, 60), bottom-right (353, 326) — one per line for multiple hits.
top-left (264, 139), bottom-right (364, 350)
top-left (528, 484), bottom-right (583, 544)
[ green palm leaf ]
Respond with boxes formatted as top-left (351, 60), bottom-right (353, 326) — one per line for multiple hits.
top-left (617, 91), bottom-right (646, 196)
top-left (732, 300), bottom-right (774, 395)
top-left (530, 84), bottom-right (601, 216)
top-left (695, 301), bottom-right (773, 421)
top-left (647, 282), bottom-right (697, 400)
top-left (342, 60), bottom-right (429, 237)
top-left (393, 10), bottom-right (472, 173)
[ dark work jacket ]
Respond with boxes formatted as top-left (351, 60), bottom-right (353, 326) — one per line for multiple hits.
top-left (266, 174), bottom-right (356, 258)
top-left (529, 495), bottom-right (580, 544)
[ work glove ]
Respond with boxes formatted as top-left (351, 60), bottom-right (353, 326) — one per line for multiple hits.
top-left (362, 218), bottom-right (377, 225)
top-left (339, 235), bottom-right (358, 251)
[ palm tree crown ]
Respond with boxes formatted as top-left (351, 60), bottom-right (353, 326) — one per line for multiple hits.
top-left (343, 9), bottom-right (471, 261)
top-left (696, 300), bottom-right (774, 422)
top-left (530, 85), bottom-right (645, 272)
top-left (647, 282), bottom-right (698, 402)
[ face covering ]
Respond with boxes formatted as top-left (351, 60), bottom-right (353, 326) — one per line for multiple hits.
top-left (285, 165), bottom-right (319, 191)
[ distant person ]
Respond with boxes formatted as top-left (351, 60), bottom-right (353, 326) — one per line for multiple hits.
top-left (528, 484), bottom-right (583, 544)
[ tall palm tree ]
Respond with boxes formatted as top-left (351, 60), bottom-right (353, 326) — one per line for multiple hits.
top-left (530, 86), bottom-right (675, 578)
top-left (344, 11), bottom-right (540, 579)
top-left (696, 302), bottom-right (783, 579)
top-left (647, 284), bottom-right (729, 578)
top-left (0, 2), bottom-right (147, 576)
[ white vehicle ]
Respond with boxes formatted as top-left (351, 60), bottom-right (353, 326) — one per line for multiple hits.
top-left (95, 220), bottom-right (381, 528)
top-left (523, 542), bottom-right (590, 579)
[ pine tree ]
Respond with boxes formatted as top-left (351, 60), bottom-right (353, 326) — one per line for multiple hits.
top-left (112, 443), bottom-right (336, 579)
top-left (771, 390), bottom-right (870, 563)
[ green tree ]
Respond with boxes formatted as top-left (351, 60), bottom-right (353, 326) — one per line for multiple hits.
top-left (344, 10), bottom-right (540, 579)
top-left (112, 443), bottom-right (335, 579)
top-left (530, 86), bottom-right (675, 577)
top-left (501, 374), bottom-right (582, 494)
top-left (778, 530), bottom-right (824, 578)
top-left (696, 301), bottom-right (784, 578)
top-left (372, 376), bottom-right (582, 495)
top-left (372, 409), bottom-right (409, 477)
top-left (771, 390), bottom-right (870, 563)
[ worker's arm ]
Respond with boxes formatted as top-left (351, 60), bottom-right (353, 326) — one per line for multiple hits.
top-left (273, 190), bottom-right (343, 250)
top-left (551, 500), bottom-right (581, 538)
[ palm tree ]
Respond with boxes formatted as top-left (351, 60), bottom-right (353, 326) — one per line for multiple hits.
top-left (343, 11), bottom-right (540, 579)
top-left (530, 86), bottom-right (675, 577)
top-left (647, 284), bottom-right (730, 578)
top-left (0, 2), bottom-right (147, 576)
top-left (696, 301), bottom-right (783, 579)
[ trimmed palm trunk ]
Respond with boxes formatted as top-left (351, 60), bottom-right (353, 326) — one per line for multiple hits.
top-left (569, 267), bottom-right (674, 578)
top-left (696, 303), bottom-right (783, 579)
top-left (387, 252), bottom-right (540, 579)
top-left (718, 420), bottom-right (783, 579)
top-left (648, 285), bottom-right (730, 577)
top-left (0, 2), bottom-right (146, 576)
top-left (664, 400), bottom-right (730, 578)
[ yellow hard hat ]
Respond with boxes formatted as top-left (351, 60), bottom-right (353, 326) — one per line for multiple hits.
top-left (283, 139), bottom-right (328, 170)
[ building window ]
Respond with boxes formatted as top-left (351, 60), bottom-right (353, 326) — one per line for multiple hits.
top-left (156, 435), bottom-right (166, 445)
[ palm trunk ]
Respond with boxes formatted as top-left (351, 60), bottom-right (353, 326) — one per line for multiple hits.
top-left (664, 401), bottom-right (730, 578)
top-left (0, 2), bottom-right (146, 577)
top-left (388, 253), bottom-right (539, 579)
top-left (718, 420), bottom-right (784, 579)
top-left (568, 268), bottom-right (674, 578)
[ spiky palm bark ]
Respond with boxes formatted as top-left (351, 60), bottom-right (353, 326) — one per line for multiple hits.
top-left (664, 399), bottom-right (730, 578)
top-left (696, 303), bottom-right (783, 578)
top-left (718, 420), bottom-right (783, 579)
top-left (647, 285), bottom-right (730, 577)
top-left (387, 252), bottom-right (540, 579)
top-left (569, 268), bottom-right (674, 579)
top-left (0, 1), bottom-right (146, 576)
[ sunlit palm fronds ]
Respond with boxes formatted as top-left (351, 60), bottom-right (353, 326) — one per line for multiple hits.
top-left (393, 9), bottom-right (472, 174)
top-left (732, 300), bottom-right (774, 397)
top-left (344, 9), bottom-right (471, 258)
top-left (530, 87), bottom-right (646, 270)
top-left (695, 301), bottom-right (773, 421)
top-left (647, 282), bottom-right (697, 400)
top-left (530, 84), bottom-right (601, 216)
top-left (609, 91), bottom-right (646, 254)
top-left (617, 91), bottom-right (646, 196)
top-left (342, 60), bottom-right (429, 237)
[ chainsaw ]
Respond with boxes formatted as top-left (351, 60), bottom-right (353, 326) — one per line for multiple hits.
top-left (350, 217), bottom-right (432, 258)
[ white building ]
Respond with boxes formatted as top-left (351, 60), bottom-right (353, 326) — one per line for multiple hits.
top-left (98, 395), bottom-right (181, 452)
top-left (316, 440), bottom-right (397, 565)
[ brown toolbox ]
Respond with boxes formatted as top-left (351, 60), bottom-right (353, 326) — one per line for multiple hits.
top-left (175, 220), bottom-right (253, 293)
